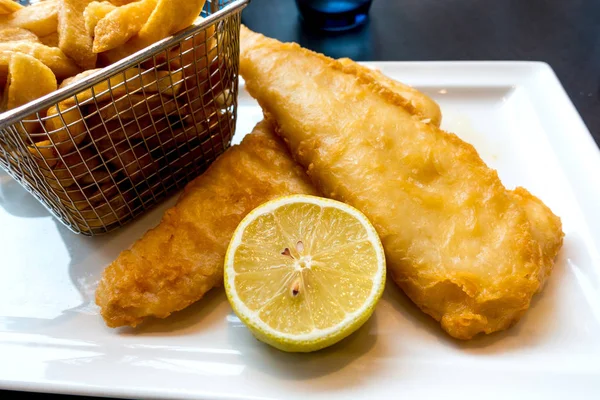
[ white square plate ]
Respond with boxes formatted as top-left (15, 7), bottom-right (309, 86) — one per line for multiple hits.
top-left (1, 62), bottom-right (600, 399)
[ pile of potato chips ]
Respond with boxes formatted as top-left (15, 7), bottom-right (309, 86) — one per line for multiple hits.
top-left (0, 0), bottom-right (236, 232)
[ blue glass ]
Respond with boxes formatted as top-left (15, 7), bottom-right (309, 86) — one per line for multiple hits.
top-left (295, 0), bottom-right (373, 31)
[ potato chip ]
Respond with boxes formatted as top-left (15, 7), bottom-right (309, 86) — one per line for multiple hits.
top-left (171, 18), bottom-right (217, 97)
top-left (83, 1), bottom-right (116, 36)
top-left (41, 147), bottom-right (102, 188)
top-left (65, 67), bottom-right (142, 104)
top-left (0, 0), bottom-right (58, 37)
top-left (2, 52), bottom-right (55, 135)
top-left (3, 52), bottom-right (57, 110)
top-left (97, 139), bottom-right (157, 184)
top-left (60, 67), bottom-right (182, 108)
top-left (29, 140), bottom-right (59, 168)
top-left (107, 0), bottom-right (137, 5)
top-left (39, 31), bottom-right (59, 47)
top-left (59, 67), bottom-right (100, 88)
top-left (58, 0), bottom-right (97, 69)
top-left (92, 0), bottom-right (157, 53)
top-left (80, 193), bottom-right (128, 229)
top-left (42, 102), bottom-right (88, 157)
top-left (94, 93), bottom-right (179, 121)
top-left (0, 0), bottom-right (22, 15)
top-left (56, 185), bottom-right (92, 211)
top-left (139, 0), bottom-right (206, 42)
top-left (100, 0), bottom-right (206, 63)
top-left (0, 26), bottom-right (40, 43)
top-left (0, 41), bottom-right (80, 86)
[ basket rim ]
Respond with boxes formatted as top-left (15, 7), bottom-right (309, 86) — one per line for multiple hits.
top-left (0, 0), bottom-right (250, 130)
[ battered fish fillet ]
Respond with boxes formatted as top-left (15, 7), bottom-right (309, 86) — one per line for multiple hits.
top-left (239, 27), bottom-right (564, 339)
top-left (337, 58), bottom-right (442, 127)
top-left (96, 120), bottom-right (318, 328)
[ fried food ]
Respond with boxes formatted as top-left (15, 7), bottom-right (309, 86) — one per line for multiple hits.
top-left (88, 113), bottom-right (170, 144)
top-left (41, 102), bottom-right (87, 157)
top-left (61, 67), bottom-right (182, 108)
top-left (83, 1), bottom-right (116, 36)
top-left (2, 52), bottom-right (57, 110)
top-left (2, 52), bottom-right (55, 135)
top-left (41, 146), bottom-right (102, 188)
top-left (95, 120), bottom-right (318, 328)
top-left (39, 31), bottom-right (59, 47)
top-left (337, 58), bottom-right (442, 127)
top-left (0, 26), bottom-right (40, 43)
top-left (239, 27), bottom-right (564, 340)
top-left (341, 58), bottom-right (561, 269)
top-left (100, 0), bottom-right (206, 63)
top-left (28, 140), bottom-right (58, 168)
top-left (0, 41), bottom-right (80, 85)
top-left (107, 0), bottom-right (137, 5)
top-left (3, 0), bottom-right (230, 237)
top-left (138, 0), bottom-right (205, 44)
top-left (97, 139), bottom-right (158, 184)
top-left (80, 190), bottom-right (129, 229)
top-left (92, 0), bottom-right (157, 53)
top-left (0, 0), bottom-right (58, 37)
top-left (58, 0), bottom-right (97, 69)
top-left (93, 93), bottom-right (179, 122)
top-left (59, 67), bottom-right (100, 88)
top-left (0, 0), bottom-right (22, 15)
top-left (511, 187), bottom-right (564, 281)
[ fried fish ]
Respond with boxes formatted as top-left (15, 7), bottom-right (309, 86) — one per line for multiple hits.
top-left (96, 120), bottom-right (318, 328)
top-left (239, 26), bottom-right (563, 339)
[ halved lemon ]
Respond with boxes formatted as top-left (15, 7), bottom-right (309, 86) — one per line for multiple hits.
top-left (224, 195), bottom-right (386, 352)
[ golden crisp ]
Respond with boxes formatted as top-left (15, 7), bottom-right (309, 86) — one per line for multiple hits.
top-left (92, 0), bottom-right (157, 53)
top-left (40, 147), bottom-right (101, 189)
top-left (0, 0), bottom-right (22, 15)
top-left (93, 93), bottom-right (179, 121)
top-left (42, 102), bottom-right (87, 156)
top-left (60, 67), bottom-right (182, 110)
top-left (239, 27), bottom-right (564, 340)
top-left (0, 41), bottom-right (80, 86)
top-left (95, 120), bottom-right (318, 328)
top-left (0, 26), bottom-right (39, 42)
top-left (107, 0), bottom-right (137, 5)
top-left (58, 0), bottom-right (97, 69)
top-left (83, 1), bottom-right (116, 36)
top-left (100, 0), bottom-right (206, 63)
top-left (337, 58), bottom-right (442, 127)
top-left (0, 0), bottom-right (58, 37)
top-left (138, 0), bottom-right (205, 43)
top-left (3, 52), bottom-right (57, 110)
top-left (350, 55), bottom-right (562, 277)
top-left (38, 31), bottom-right (59, 47)
top-left (511, 187), bottom-right (564, 282)
top-left (28, 140), bottom-right (59, 168)
top-left (97, 139), bottom-right (157, 184)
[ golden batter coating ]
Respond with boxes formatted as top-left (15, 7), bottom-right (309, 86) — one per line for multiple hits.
top-left (96, 120), bottom-right (318, 328)
top-left (239, 27), bottom-right (563, 339)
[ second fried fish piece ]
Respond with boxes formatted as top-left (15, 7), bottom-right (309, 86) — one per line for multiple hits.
top-left (96, 120), bottom-right (317, 328)
top-left (240, 27), bottom-right (563, 340)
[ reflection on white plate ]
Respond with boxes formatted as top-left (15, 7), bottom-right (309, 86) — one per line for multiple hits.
top-left (1, 62), bottom-right (600, 400)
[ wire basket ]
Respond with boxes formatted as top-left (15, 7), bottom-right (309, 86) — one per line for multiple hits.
top-left (0, 0), bottom-right (250, 235)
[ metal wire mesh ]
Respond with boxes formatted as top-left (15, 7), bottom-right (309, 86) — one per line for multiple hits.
top-left (0, 0), bottom-right (248, 235)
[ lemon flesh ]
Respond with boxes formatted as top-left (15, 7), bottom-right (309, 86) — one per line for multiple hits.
top-left (224, 195), bottom-right (386, 352)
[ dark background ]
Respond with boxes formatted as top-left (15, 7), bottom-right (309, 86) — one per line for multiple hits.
top-left (2, 0), bottom-right (599, 399)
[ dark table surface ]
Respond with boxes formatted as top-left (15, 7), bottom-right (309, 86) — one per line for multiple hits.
top-left (2, 0), bottom-right (599, 399)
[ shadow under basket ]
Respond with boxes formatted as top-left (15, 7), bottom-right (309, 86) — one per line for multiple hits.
top-left (0, 0), bottom-right (250, 235)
